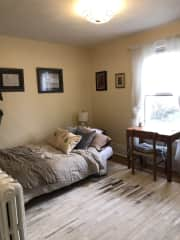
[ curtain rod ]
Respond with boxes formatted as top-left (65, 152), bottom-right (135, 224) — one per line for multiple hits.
top-left (128, 34), bottom-right (180, 51)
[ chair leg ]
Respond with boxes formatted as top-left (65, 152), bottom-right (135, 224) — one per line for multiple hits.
top-left (153, 157), bottom-right (157, 181)
top-left (128, 156), bottom-right (131, 169)
top-left (132, 155), bottom-right (135, 175)
top-left (165, 158), bottom-right (167, 175)
top-left (140, 156), bottom-right (143, 169)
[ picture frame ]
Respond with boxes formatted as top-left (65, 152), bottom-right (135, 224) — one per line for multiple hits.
top-left (0, 68), bottom-right (24, 92)
top-left (115, 72), bottom-right (125, 88)
top-left (36, 68), bottom-right (64, 93)
top-left (96, 71), bottom-right (107, 91)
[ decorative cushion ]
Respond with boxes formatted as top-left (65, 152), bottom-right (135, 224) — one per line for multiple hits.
top-left (90, 133), bottom-right (112, 151)
top-left (75, 128), bottom-right (96, 149)
top-left (47, 128), bottom-right (81, 154)
top-left (135, 142), bottom-right (167, 154)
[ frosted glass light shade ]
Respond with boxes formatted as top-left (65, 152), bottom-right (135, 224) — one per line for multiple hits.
top-left (76, 0), bottom-right (121, 24)
top-left (83, 8), bottom-right (114, 24)
top-left (78, 111), bottom-right (88, 123)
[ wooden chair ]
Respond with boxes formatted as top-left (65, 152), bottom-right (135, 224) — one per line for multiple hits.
top-left (130, 130), bottom-right (167, 181)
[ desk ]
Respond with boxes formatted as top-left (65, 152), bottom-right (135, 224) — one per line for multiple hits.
top-left (126, 126), bottom-right (180, 182)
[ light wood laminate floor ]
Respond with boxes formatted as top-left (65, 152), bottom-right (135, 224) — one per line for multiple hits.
top-left (26, 160), bottom-right (180, 240)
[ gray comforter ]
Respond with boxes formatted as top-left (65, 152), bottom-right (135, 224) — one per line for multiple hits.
top-left (0, 144), bottom-right (104, 202)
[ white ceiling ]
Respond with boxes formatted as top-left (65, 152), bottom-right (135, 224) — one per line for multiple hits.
top-left (0, 0), bottom-right (180, 47)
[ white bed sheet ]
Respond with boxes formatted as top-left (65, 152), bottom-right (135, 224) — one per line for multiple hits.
top-left (88, 146), bottom-right (113, 176)
top-left (98, 146), bottom-right (113, 161)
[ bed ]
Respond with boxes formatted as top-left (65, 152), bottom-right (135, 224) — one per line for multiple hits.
top-left (0, 143), bottom-right (113, 203)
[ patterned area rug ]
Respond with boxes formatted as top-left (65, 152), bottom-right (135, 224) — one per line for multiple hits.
top-left (26, 162), bottom-right (180, 240)
top-left (95, 177), bottom-right (154, 204)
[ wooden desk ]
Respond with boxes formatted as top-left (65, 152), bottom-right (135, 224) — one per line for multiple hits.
top-left (126, 126), bottom-right (180, 182)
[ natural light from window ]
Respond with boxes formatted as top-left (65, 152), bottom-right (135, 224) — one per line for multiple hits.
top-left (145, 95), bottom-right (180, 129)
top-left (142, 50), bottom-right (180, 128)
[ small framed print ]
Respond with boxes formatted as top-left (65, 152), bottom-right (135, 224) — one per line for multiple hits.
top-left (36, 68), bottom-right (64, 93)
top-left (115, 73), bottom-right (125, 88)
top-left (96, 71), bottom-right (107, 91)
top-left (0, 68), bottom-right (24, 92)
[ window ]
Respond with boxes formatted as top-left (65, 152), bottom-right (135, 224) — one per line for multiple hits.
top-left (144, 95), bottom-right (180, 128)
top-left (141, 48), bottom-right (180, 127)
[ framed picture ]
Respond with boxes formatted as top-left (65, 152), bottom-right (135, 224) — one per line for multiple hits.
top-left (36, 68), bottom-right (64, 93)
top-left (0, 68), bottom-right (24, 92)
top-left (96, 71), bottom-right (107, 91)
top-left (115, 72), bottom-right (125, 88)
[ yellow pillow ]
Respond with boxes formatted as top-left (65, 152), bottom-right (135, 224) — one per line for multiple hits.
top-left (48, 128), bottom-right (81, 154)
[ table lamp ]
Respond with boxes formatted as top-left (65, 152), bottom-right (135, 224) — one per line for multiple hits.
top-left (78, 111), bottom-right (88, 126)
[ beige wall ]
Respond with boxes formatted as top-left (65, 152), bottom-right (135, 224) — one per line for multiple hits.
top-left (91, 20), bottom-right (180, 154)
top-left (0, 36), bottom-right (92, 148)
top-left (1, 19), bottom-right (180, 151)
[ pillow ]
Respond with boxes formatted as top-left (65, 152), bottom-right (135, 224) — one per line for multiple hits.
top-left (76, 126), bottom-right (103, 134)
top-left (90, 133), bottom-right (112, 151)
top-left (75, 128), bottom-right (96, 149)
top-left (66, 126), bottom-right (77, 134)
top-left (76, 126), bottom-right (92, 134)
top-left (47, 128), bottom-right (81, 154)
top-left (67, 126), bottom-right (104, 135)
top-left (90, 128), bottom-right (103, 134)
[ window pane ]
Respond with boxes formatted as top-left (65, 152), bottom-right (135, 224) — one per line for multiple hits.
top-left (145, 95), bottom-right (180, 128)
top-left (142, 51), bottom-right (180, 96)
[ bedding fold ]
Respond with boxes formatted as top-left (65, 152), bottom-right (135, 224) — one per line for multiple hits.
top-left (0, 144), bottom-right (104, 192)
top-left (0, 146), bottom-right (57, 189)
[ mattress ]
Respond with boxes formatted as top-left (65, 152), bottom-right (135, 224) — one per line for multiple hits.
top-left (24, 145), bottom-right (113, 203)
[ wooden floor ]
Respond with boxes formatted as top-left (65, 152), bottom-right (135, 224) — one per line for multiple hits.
top-left (26, 160), bottom-right (180, 240)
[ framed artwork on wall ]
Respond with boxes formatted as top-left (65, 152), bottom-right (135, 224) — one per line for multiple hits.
top-left (115, 72), bottom-right (125, 88)
top-left (36, 68), bottom-right (64, 93)
top-left (0, 68), bottom-right (24, 92)
top-left (96, 71), bottom-right (107, 91)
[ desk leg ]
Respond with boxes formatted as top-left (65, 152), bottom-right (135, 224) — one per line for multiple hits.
top-left (126, 131), bottom-right (131, 169)
top-left (167, 140), bottom-right (172, 182)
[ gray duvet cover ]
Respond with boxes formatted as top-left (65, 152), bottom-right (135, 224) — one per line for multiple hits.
top-left (0, 144), bottom-right (105, 203)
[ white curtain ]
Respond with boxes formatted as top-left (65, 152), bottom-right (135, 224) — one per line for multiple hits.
top-left (131, 36), bottom-right (180, 126)
top-left (131, 44), bottom-right (154, 126)
top-left (131, 36), bottom-right (180, 172)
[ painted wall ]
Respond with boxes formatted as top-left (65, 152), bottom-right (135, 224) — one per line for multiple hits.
top-left (91, 20), bottom-right (180, 155)
top-left (0, 36), bottom-right (92, 148)
top-left (1, 19), bottom-right (180, 150)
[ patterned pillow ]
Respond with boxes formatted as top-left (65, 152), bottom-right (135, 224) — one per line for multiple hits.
top-left (47, 128), bottom-right (81, 154)
top-left (75, 128), bottom-right (96, 149)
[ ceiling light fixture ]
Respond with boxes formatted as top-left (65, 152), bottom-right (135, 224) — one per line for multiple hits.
top-left (76, 0), bottom-right (121, 24)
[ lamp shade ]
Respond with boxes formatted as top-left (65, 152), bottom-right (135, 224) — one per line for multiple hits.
top-left (78, 111), bottom-right (88, 122)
